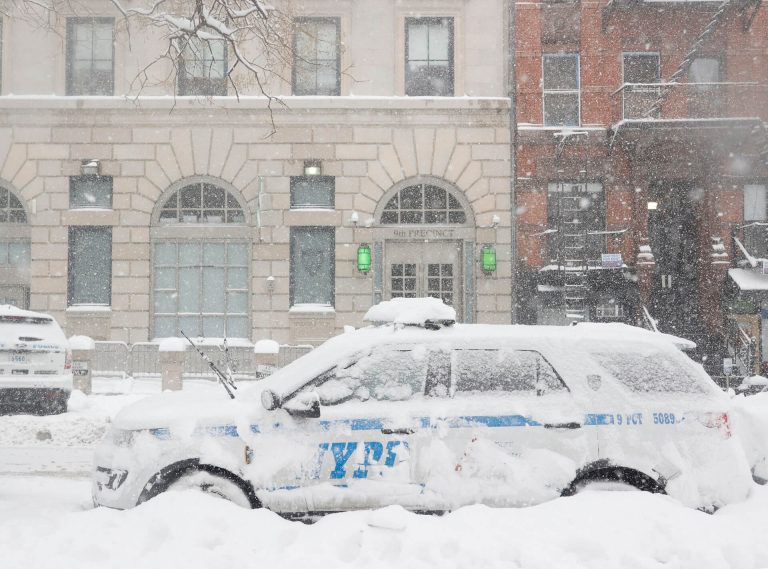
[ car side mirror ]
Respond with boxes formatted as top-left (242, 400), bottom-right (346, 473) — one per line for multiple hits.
top-left (283, 392), bottom-right (321, 419)
top-left (261, 389), bottom-right (281, 411)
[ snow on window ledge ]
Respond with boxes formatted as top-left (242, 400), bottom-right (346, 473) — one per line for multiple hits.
top-left (66, 305), bottom-right (112, 313)
top-left (289, 304), bottom-right (336, 315)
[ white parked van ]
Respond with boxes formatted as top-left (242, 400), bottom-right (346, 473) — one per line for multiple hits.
top-left (93, 300), bottom-right (752, 513)
top-left (0, 305), bottom-right (73, 414)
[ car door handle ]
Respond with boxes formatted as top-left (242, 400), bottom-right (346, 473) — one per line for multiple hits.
top-left (381, 428), bottom-right (415, 435)
top-left (543, 422), bottom-right (582, 430)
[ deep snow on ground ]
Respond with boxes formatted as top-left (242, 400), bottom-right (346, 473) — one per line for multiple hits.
top-left (2, 378), bottom-right (768, 568)
top-left (1, 474), bottom-right (768, 569)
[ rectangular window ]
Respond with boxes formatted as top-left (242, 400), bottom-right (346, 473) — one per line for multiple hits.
top-left (153, 241), bottom-right (249, 338)
top-left (0, 241), bottom-right (30, 269)
top-left (622, 52), bottom-right (660, 119)
top-left (405, 17), bottom-right (454, 96)
top-left (69, 176), bottom-right (112, 209)
top-left (293, 18), bottom-right (340, 96)
top-left (179, 37), bottom-right (227, 96)
top-left (66, 18), bottom-right (114, 96)
top-left (68, 226), bottom-right (112, 306)
top-left (743, 184), bottom-right (768, 257)
top-left (543, 53), bottom-right (580, 126)
top-left (547, 182), bottom-right (605, 262)
top-left (290, 176), bottom-right (335, 209)
top-left (290, 226), bottom-right (335, 306)
top-left (689, 56), bottom-right (723, 117)
top-left (453, 349), bottom-right (564, 394)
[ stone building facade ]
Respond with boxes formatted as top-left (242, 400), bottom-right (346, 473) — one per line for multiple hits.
top-left (0, 0), bottom-right (513, 345)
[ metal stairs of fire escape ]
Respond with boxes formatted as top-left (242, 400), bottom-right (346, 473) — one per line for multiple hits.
top-left (559, 187), bottom-right (590, 322)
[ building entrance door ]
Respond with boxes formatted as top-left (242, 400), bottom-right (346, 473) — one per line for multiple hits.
top-left (385, 241), bottom-right (463, 319)
top-left (648, 183), bottom-right (701, 341)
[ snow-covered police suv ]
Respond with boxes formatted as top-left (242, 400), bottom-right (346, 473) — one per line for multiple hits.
top-left (93, 298), bottom-right (752, 513)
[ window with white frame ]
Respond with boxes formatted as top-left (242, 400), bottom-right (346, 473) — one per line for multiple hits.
top-left (293, 18), bottom-right (340, 96)
top-left (153, 241), bottom-right (250, 338)
top-left (68, 226), bottom-right (112, 306)
top-left (622, 52), bottom-right (660, 119)
top-left (380, 184), bottom-right (466, 224)
top-left (405, 17), bottom-right (454, 96)
top-left (158, 182), bottom-right (245, 224)
top-left (543, 54), bottom-right (580, 126)
top-left (70, 176), bottom-right (112, 209)
top-left (66, 18), bottom-right (114, 96)
top-left (743, 184), bottom-right (768, 258)
top-left (594, 298), bottom-right (625, 320)
top-left (290, 176), bottom-right (335, 209)
top-left (290, 227), bottom-right (335, 307)
top-left (179, 37), bottom-right (227, 96)
top-left (0, 187), bottom-right (26, 223)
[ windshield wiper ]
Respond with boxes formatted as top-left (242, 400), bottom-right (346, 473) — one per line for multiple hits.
top-left (180, 330), bottom-right (237, 399)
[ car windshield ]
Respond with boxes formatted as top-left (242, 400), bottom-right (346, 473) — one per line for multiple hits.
top-left (590, 350), bottom-right (707, 394)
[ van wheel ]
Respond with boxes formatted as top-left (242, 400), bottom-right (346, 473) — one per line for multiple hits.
top-left (166, 469), bottom-right (254, 508)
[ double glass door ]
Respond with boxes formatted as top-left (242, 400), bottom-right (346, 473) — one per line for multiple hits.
top-left (385, 241), bottom-right (462, 316)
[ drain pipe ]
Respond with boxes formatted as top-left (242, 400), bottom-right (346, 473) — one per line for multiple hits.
top-left (506, 0), bottom-right (518, 323)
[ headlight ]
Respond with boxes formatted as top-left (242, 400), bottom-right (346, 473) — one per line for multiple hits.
top-left (110, 429), bottom-right (136, 448)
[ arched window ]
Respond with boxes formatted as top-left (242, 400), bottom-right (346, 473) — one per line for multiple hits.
top-left (158, 181), bottom-right (245, 224)
top-left (0, 187), bottom-right (27, 223)
top-left (0, 186), bottom-right (30, 308)
top-left (152, 179), bottom-right (250, 339)
top-left (380, 183), bottom-right (466, 224)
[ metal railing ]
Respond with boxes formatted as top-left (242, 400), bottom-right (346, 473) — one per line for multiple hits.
top-left (91, 341), bottom-right (315, 381)
top-left (614, 82), bottom-right (764, 122)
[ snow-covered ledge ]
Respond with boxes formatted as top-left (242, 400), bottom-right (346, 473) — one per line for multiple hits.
top-left (288, 304), bottom-right (336, 346)
top-left (65, 305), bottom-right (112, 341)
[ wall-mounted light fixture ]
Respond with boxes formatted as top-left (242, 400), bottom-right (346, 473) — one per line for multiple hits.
top-left (81, 159), bottom-right (100, 176)
top-left (357, 244), bottom-right (372, 274)
top-left (481, 244), bottom-right (497, 275)
top-left (304, 159), bottom-right (322, 177)
top-left (266, 275), bottom-right (275, 293)
top-left (350, 211), bottom-right (359, 227)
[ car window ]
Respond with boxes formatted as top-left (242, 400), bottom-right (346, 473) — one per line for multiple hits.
top-left (453, 349), bottom-right (565, 395)
top-left (298, 347), bottom-right (429, 406)
top-left (591, 351), bottom-right (706, 394)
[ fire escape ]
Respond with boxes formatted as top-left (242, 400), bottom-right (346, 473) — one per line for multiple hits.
top-left (554, 132), bottom-right (591, 323)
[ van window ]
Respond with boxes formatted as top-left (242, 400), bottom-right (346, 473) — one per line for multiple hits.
top-left (454, 349), bottom-right (564, 394)
top-left (591, 351), bottom-right (706, 394)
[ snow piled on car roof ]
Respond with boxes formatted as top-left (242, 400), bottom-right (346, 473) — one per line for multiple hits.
top-left (363, 297), bottom-right (456, 325)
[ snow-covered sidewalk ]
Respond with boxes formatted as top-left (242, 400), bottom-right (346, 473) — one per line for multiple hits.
top-left (1, 474), bottom-right (768, 569)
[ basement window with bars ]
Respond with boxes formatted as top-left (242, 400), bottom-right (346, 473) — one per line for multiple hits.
top-left (547, 182), bottom-right (605, 262)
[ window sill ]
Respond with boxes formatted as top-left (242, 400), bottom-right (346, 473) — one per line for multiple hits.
top-left (66, 305), bottom-right (112, 314)
top-left (289, 304), bottom-right (336, 317)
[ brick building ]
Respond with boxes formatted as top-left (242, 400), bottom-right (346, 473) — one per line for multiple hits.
top-left (513, 0), bottom-right (767, 370)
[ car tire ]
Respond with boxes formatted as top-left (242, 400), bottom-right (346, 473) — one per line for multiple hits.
top-left (166, 469), bottom-right (254, 508)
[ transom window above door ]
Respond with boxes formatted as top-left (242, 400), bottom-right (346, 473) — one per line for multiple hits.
top-left (380, 184), bottom-right (466, 224)
top-left (158, 182), bottom-right (245, 224)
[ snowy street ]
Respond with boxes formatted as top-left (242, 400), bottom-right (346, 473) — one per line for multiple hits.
top-left (2, 379), bottom-right (768, 569)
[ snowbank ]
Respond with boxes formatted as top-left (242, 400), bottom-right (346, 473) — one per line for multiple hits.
top-left (731, 392), bottom-right (768, 482)
top-left (2, 476), bottom-right (768, 569)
